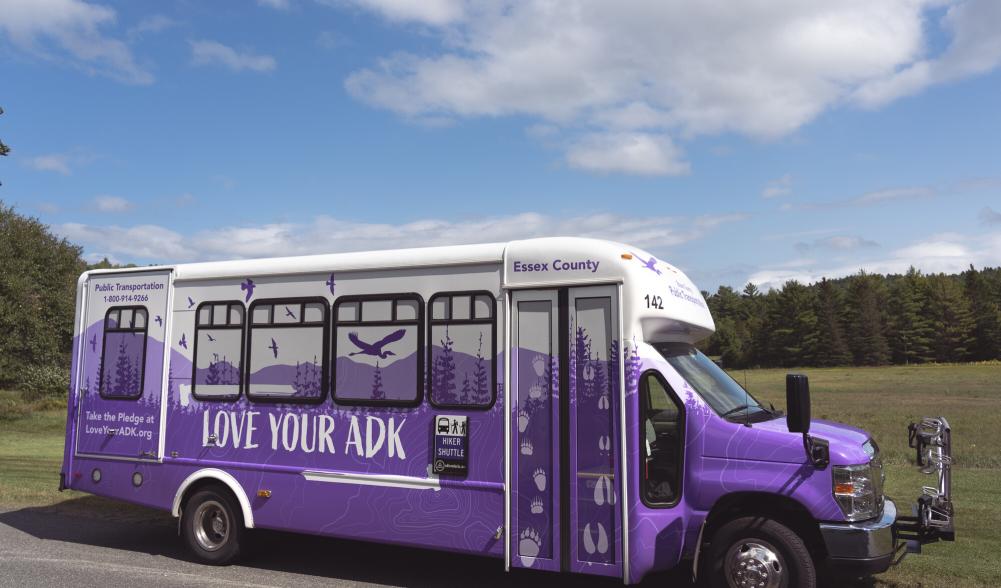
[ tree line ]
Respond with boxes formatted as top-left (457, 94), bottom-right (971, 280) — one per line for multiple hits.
top-left (700, 267), bottom-right (1001, 368)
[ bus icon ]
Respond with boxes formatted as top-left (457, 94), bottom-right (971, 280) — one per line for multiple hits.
top-left (437, 417), bottom-right (451, 434)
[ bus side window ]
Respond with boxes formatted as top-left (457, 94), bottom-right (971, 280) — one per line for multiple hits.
top-left (192, 301), bottom-right (245, 401)
top-left (246, 298), bottom-right (329, 403)
top-left (333, 294), bottom-right (424, 407)
top-left (640, 372), bottom-right (684, 506)
top-left (428, 291), bottom-right (497, 409)
top-left (99, 306), bottom-right (149, 399)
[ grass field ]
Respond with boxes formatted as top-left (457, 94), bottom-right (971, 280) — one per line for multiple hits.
top-left (1, 364), bottom-right (999, 587)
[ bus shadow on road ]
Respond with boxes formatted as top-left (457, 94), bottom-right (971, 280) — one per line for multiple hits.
top-left (0, 497), bottom-right (693, 587)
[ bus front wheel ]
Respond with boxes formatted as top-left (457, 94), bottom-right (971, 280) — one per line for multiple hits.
top-left (181, 487), bottom-right (244, 565)
top-left (706, 516), bottom-right (816, 588)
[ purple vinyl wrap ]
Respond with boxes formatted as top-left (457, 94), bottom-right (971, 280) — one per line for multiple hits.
top-left (63, 321), bottom-right (871, 584)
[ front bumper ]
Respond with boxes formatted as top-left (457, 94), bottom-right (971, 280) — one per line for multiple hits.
top-left (821, 416), bottom-right (956, 577)
top-left (820, 499), bottom-right (897, 575)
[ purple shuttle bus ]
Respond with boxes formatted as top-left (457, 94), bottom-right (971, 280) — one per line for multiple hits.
top-left (60, 237), bottom-right (954, 587)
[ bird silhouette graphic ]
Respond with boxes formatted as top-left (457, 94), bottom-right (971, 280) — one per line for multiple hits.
top-left (241, 278), bottom-right (255, 302)
top-left (631, 253), bottom-right (661, 275)
top-left (179, 333), bottom-right (188, 349)
top-left (348, 329), bottom-right (406, 359)
top-left (207, 333), bottom-right (217, 342)
top-left (268, 338), bottom-right (279, 358)
top-left (284, 306), bottom-right (297, 320)
top-left (326, 273), bottom-right (336, 296)
top-left (187, 296), bottom-right (195, 309)
top-left (154, 315), bottom-right (163, 327)
top-left (89, 334), bottom-right (97, 352)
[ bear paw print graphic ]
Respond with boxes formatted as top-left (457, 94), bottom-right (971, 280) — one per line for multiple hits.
top-left (520, 440), bottom-right (534, 456)
top-left (533, 467), bottom-right (547, 491)
top-left (519, 528), bottom-right (542, 567)
top-left (530, 497), bottom-right (544, 514)
top-left (518, 409), bottom-right (530, 433)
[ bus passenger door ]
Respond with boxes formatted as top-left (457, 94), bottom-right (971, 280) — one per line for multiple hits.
top-left (74, 270), bottom-right (171, 460)
top-left (510, 287), bottom-right (622, 578)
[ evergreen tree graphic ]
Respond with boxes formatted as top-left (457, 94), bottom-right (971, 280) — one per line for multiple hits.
top-left (460, 373), bottom-right (471, 403)
top-left (434, 327), bottom-right (456, 403)
top-left (113, 337), bottom-right (132, 395)
top-left (371, 361), bottom-right (385, 400)
top-left (473, 331), bottom-right (489, 404)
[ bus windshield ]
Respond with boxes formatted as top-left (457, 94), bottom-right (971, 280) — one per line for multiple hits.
top-left (652, 343), bottom-right (772, 421)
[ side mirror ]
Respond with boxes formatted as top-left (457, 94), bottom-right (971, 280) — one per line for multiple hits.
top-left (786, 374), bottom-right (811, 434)
top-left (787, 373), bottom-right (829, 468)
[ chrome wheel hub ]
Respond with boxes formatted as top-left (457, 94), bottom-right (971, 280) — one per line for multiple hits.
top-left (725, 541), bottom-right (784, 588)
top-left (193, 500), bottom-right (230, 552)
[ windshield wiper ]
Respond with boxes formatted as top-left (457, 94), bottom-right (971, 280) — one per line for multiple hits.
top-left (720, 404), bottom-right (757, 419)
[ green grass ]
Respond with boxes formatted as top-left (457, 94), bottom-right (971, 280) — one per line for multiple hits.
top-left (1, 364), bottom-right (999, 586)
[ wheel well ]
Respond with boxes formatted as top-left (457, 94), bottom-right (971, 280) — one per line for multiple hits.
top-left (702, 492), bottom-right (826, 560)
top-left (173, 470), bottom-right (253, 528)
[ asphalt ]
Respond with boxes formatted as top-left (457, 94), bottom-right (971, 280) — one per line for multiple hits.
top-left (0, 497), bottom-right (690, 588)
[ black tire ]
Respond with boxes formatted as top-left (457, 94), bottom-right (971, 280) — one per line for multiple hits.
top-left (706, 516), bottom-right (816, 588)
top-left (181, 487), bottom-right (243, 565)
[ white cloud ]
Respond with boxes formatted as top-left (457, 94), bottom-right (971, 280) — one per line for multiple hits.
top-left (335, 0), bottom-right (464, 25)
top-left (127, 14), bottom-right (176, 40)
top-left (795, 235), bottom-right (880, 253)
top-left (0, 0), bottom-right (153, 84)
top-left (93, 195), bottom-right (132, 212)
top-left (762, 174), bottom-right (793, 198)
top-left (565, 132), bottom-right (689, 176)
top-left (854, 0), bottom-right (1001, 107)
top-left (25, 154), bottom-right (72, 175)
top-left (54, 210), bottom-right (746, 263)
top-left (343, 1), bottom-right (1001, 176)
top-left (748, 231), bottom-right (1001, 290)
top-left (258, 0), bottom-right (291, 9)
top-left (189, 40), bottom-right (276, 73)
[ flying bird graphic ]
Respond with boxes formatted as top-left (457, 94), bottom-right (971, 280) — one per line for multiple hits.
top-left (155, 315), bottom-right (163, 326)
top-left (326, 273), bottom-right (336, 296)
top-left (89, 334), bottom-right (97, 352)
top-left (207, 333), bottom-right (216, 342)
top-left (187, 296), bottom-right (195, 309)
top-left (631, 253), bottom-right (662, 275)
top-left (284, 306), bottom-right (297, 320)
top-left (179, 333), bottom-right (188, 349)
top-left (241, 278), bottom-right (255, 302)
top-left (348, 329), bottom-right (406, 359)
top-left (268, 338), bottom-right (279, 358)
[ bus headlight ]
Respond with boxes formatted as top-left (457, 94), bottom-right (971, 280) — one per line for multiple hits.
top-left (833, 464), bottom-right (879, 521)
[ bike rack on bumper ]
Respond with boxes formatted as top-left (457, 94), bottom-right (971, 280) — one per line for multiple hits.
top-left (892, 417), bottom-right (955, 564)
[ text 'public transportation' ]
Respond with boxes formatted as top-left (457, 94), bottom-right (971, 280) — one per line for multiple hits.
top-left (60, 237), bottom-right (954, 587)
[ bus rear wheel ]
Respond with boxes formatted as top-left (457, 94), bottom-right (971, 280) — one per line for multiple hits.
top-left (181, 487), bottom-right (243, 565)
top-left (706, 516), bottom-right (816, 588)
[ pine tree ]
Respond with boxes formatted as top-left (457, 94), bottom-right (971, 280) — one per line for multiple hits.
top-left (847, 272), bottom-right (891, 365)
top-left (886, 268), bottom-right (934, 364)
top-left (925, 275), bottom-right (975, 362)
top-left (813, 278), bottom-right (852, 366)
top-left (206, 353), bottom-right (222, 384)
top-left (767, 280), bottom-right (818, 367)
top-left (460, 373), bottom-right (471, 403)
top-left (964, 265), bottom-right (1001, 360)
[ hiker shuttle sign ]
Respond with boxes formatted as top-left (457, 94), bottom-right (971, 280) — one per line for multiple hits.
top-left (433, 415), bottom-right (468, 476)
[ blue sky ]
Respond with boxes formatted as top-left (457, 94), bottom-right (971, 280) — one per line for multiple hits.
top-left (2, 0), bottom-right (1000, 290)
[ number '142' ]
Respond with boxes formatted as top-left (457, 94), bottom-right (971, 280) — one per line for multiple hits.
top-left (644, 294), bottom-right (663, 309)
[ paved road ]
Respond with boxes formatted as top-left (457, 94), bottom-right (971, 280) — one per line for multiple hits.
top-left (0, 497), bottom-right (691, 588)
